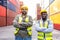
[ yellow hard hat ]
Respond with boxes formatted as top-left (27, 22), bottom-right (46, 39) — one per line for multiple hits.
top-left (21, 5), bottom-right (28, 10)
top-left (40, 9), bottom-right (47, 15)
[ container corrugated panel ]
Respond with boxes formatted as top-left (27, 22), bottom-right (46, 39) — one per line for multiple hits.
top-left (7, 0), bottom-right (20, 13)
top-left (16, 7), bottom-right (20, 14)
top-left (54, 24), bottom-right (60, 30)
top-left (50, 13), bottom-right (60, 30)
top-left (50, 0), bottom-right (60, 30)
top-left (9, 0), bottom-right (17, 6)
top-left (0, 5), bottom-right (6, 16)
top-left (7, 0), bottom-right (16, 12)
top-left (7, 17), bottom-right (14, 25)
top-left (7, 9), bottom-right (17, 17)
top-left (0, 16), bottom-right (6, 26)
top-left (7, 0), bottom-right (20, 26)
top-left (0, 0), bottom-right (20, 26)
top-left (8, 0), bottom-right (20, 12)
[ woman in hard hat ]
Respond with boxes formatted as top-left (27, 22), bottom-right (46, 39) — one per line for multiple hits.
top-left (13, 5), bottom-right (33, 40)
top-left (35, 9), bottom-right (54, 40)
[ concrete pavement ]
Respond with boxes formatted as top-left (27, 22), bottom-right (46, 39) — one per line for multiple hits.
top-left (0, 25), bottom-right (60, 40)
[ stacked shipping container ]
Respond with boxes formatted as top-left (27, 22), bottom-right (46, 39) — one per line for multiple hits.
top-left (50, 0), bottom-right (60, 30)
top-left (0, 0), bottom-right (20, 26)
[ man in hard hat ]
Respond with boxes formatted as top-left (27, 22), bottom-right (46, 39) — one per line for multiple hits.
top-left (35, 9), bottom-right (53, 40)
top-left (13, 5), bottom-right (33, 40)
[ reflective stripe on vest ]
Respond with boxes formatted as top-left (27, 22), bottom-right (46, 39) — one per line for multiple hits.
top-left (18, 16), bottom-right (29, 23)
top-left (40, 20), bottom-right (48, 28)
top-left (38, 20), bottom-right (52, 40)
top-left (45, 32), bottom-right (52, 40)
top-left (14, 16), bottom-right (32, 35)
top-left (38, 32), bottom-right (44, 40)
top-left (14, 28), bottom-right (19, 35)
top-left (27, 27), bottom-right (32, 36)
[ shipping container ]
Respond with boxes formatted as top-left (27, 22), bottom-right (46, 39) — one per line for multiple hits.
top-left (50, 0), bottom-right (60, 30)
top-left (0, 0), bottom-right (20, 27)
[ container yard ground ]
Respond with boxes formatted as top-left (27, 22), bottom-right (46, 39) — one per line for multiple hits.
top-left (0, 25), bottom-right (60, 40)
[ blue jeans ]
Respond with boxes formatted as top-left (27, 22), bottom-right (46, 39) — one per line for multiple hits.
top-left (15, 35), bottom-right (31, 40)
